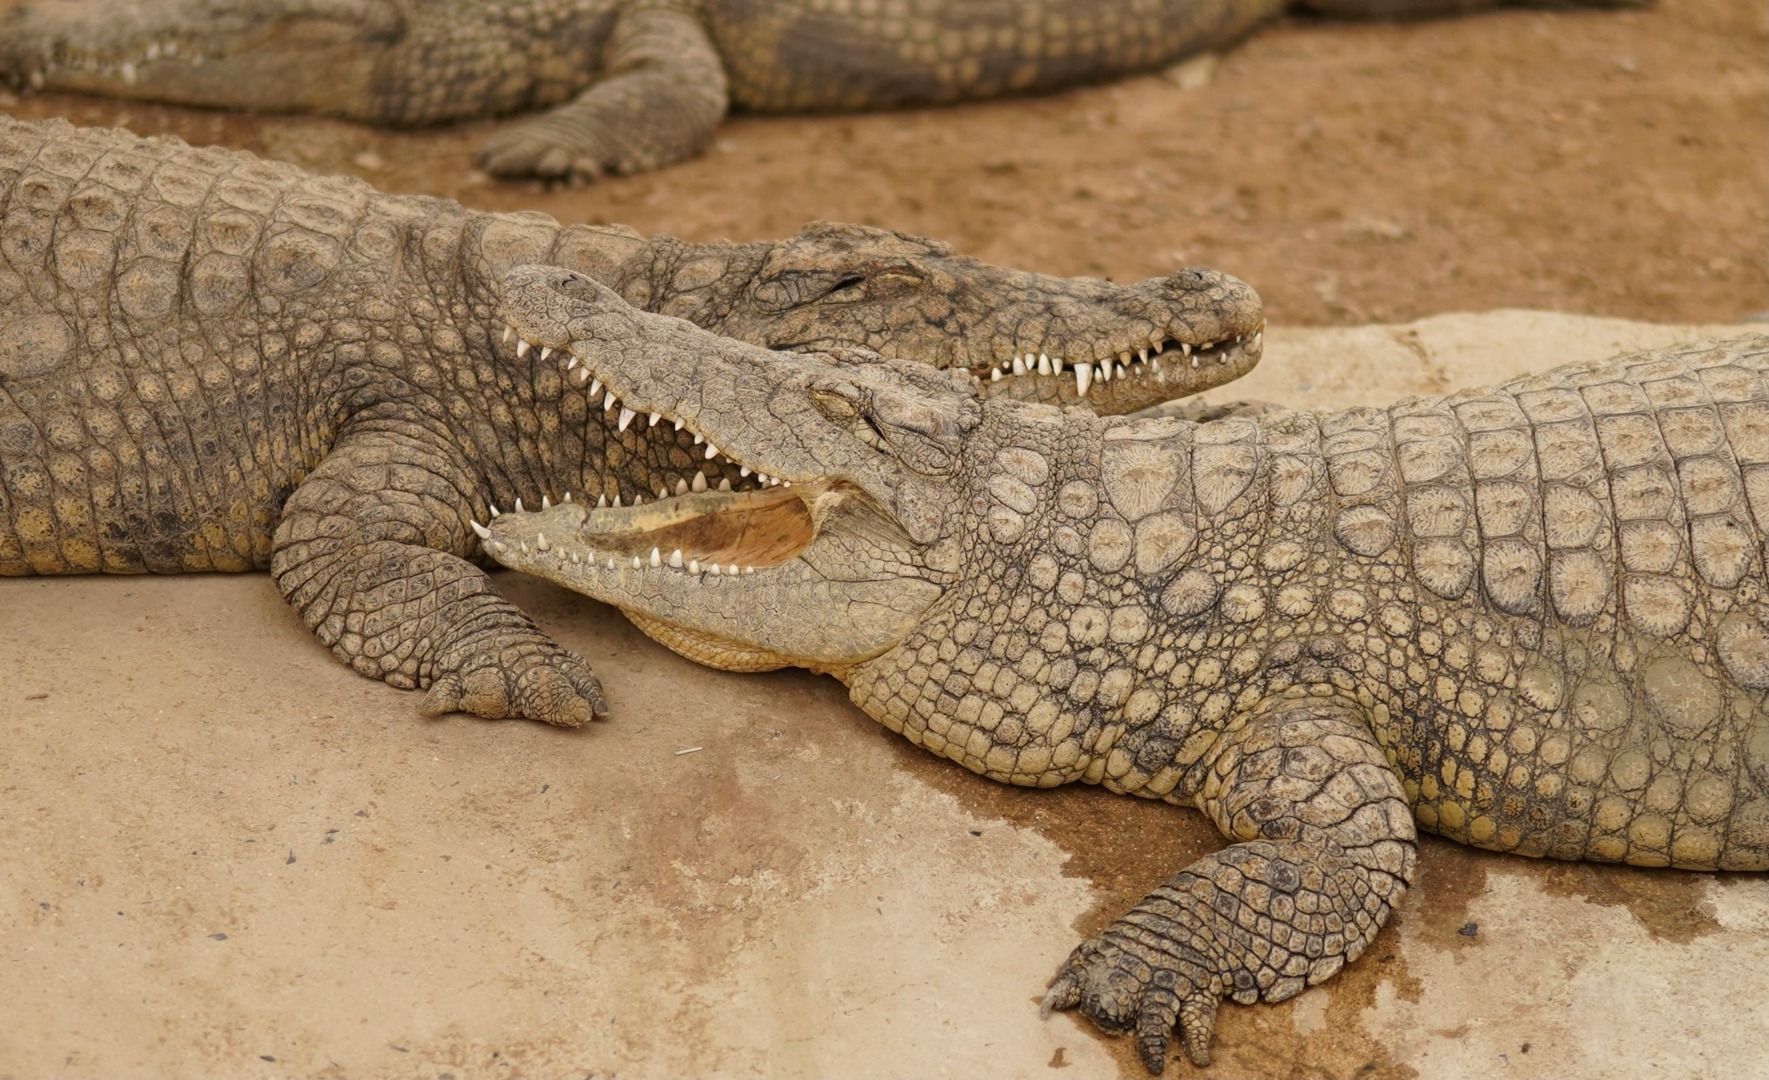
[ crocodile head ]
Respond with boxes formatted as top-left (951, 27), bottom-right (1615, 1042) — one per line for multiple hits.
top-left (713, 222), bottom-right (1265, 415)
top-left (484, 265), bottom-right (1000, 672)
top-left (481, 263), bottom-right (1118, 685)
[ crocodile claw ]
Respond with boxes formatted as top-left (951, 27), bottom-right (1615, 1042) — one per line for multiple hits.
top-left (419, 643), bottom-right (609, 727)
top-left (1042, 936), bottom-right (1222, 1075)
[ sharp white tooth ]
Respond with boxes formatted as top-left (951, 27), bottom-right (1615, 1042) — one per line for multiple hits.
top-left (1138, 347), bottom-right (1149, 363)
top-left (1151, 358), bottom-right (1162, 372)
top-left (689, 559), bottom-right (702, 574)
top-left (491, 540), bottom-right (508, 554)
top-left (613, 495), bottom-right (622, 508)
top-left (1181, 342), bottom-right (1192, 357)
top-left (605, 557), bottom-right (615, 570)
top-left (576, 368), bottom-right (591, 384)
top-left (541, 494), bottom-right (552, 509)
top-left (597, 494), bottom-right (608, 508)
top-left (708, 562), bottom-right (720, 575)
top-left (502, 325), bottom-right (513, 344)
top-left (1154, 340), bottom-right (1166, 355)
top-left (1251, 331), bottom-right (1262, 352)
top-left (668, 549), bottom-right (683, 569)
top-left (514, 498), bottom-right (525, 512)
top-left (692, 433), bottom-right (703, 445)
top-left (740, 466), bottom-right (751, 477)
top-left (516, 340), bottom-right (531, 358)
top-left (704, 443), bottom-right (719, 460)
top-left (589, 377), bottom-right (602, 396)
top-left (648, 412), bottom-right (660, 427)
top-left (618, 407), bottom-right (636, 432)
top-left (1012, 355), bottom-right (1026, 376)
top-left (566, 355), bottom-right (578, 371)
top-left (470, 520), bottom-right (491, 539)
top-left (692, 472), bottom-right (707, 492)
top-left (563, 492), bottom-right (573, 503)
top-left (519, 540), bottom-right (528, 553)
top-left (603, 391), bottom-right (616, 411)
top-left (674, 417), bottom-right (686, 431)
top-left (633, 493), bottom-right (644, 505)
top-left (1037, 353), bottom-right (1052, 375)
top-left (539, 346), bottom-right (553, 362)
top-left (744, 566), bottom-right (756, 574)
top-left (1074, 363), bottom-right (1093, 397)
top-left (756, 473), bottom-right (770, 484)
top-left (675, 478), bottom-right (688, 495)
top-left (649, 547), bottom-right (661, 568)
top-left (1115, 363), bottom-right (1126, 379)
top-left (1192, 354), bottom-right (1201, 369)
top-left (489, 504), bottom-right (500, 517)
top-left (718, 478), bottom-right (731, 491)
top-left (632, 555), bottom-right (642, 569)
top-left (990, 369), bottom-right (1002, 382)
top-left (659, 487), bottom-right (668, 499)
top-left (536, 533), bottom-right (550, 552)
top-left (570, 552), bottom-right (579, 563)
top-left (1098, 362), bottom-right (1112, 383)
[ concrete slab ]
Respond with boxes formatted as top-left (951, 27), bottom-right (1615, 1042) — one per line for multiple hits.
top-left (3, 313), bottom-right (1766, 1080)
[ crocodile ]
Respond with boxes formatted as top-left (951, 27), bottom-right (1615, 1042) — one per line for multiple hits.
top-left (0, 0), bottom-right (1646, 182)
top-left (0, 116), bottom-right (1262, 726)
top-left (482, 269), bottom-right (1769, 1072)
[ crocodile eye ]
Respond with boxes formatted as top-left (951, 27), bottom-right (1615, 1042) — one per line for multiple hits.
top-left (821, 274), bottom-right (867, 302)
top-left (809, 384), bottom-right (863, 422)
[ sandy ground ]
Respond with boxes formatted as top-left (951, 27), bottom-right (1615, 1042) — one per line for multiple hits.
top-left (4, 313), bottom-right (1768, 1080)
top-left (2, 0), bottom-right (1768, 1076)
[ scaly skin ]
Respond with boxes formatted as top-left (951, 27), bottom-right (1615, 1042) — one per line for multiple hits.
top-left (483, 271), bottom-right (1769, 1072)
top-left (0, 116), bottom-right (1261, 725)
top-left (0, 0), bottom-right (1645, 181)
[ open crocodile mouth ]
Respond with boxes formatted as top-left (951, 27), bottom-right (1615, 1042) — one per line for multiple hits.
top-left (484, 327), bottom-right (860, 579)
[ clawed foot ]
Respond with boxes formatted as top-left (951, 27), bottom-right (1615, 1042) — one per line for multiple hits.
top-left (1042, 926), bottom-right (1225, 1075)
top-left (421, 638), bottom-right (608, 727)
top-left (476, 121), bottom-right (622, 184)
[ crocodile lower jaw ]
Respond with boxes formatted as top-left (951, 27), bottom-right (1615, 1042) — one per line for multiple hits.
top-left (485, 481), bottom-right (829, 580)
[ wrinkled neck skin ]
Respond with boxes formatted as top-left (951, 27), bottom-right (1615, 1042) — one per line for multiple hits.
top-left (295, 209), bottom-right (780, 511)
top-left (842, 404), bottom-right (1239, 797)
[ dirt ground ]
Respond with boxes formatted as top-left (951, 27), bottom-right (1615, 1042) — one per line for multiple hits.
top-left (3, 2), bottom-right (1768, 1078)
top-left (3, 0), bottom-right (1765, 327)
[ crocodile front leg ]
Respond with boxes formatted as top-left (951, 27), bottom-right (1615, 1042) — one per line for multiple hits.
top-left (270, 425), bottom-right (606, 727)
top-left (475, 1), bottom-right (727, 182)
top-left (1043, 696), bottom-right (1416, 1073)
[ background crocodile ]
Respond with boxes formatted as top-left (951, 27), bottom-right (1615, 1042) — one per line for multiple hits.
top-left (0, 116), bottom-right (1261, 725)
top-left (484, 271), bottom-right (1769, 1072)
top-left (0, 0), bottom-right (1644, 182)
